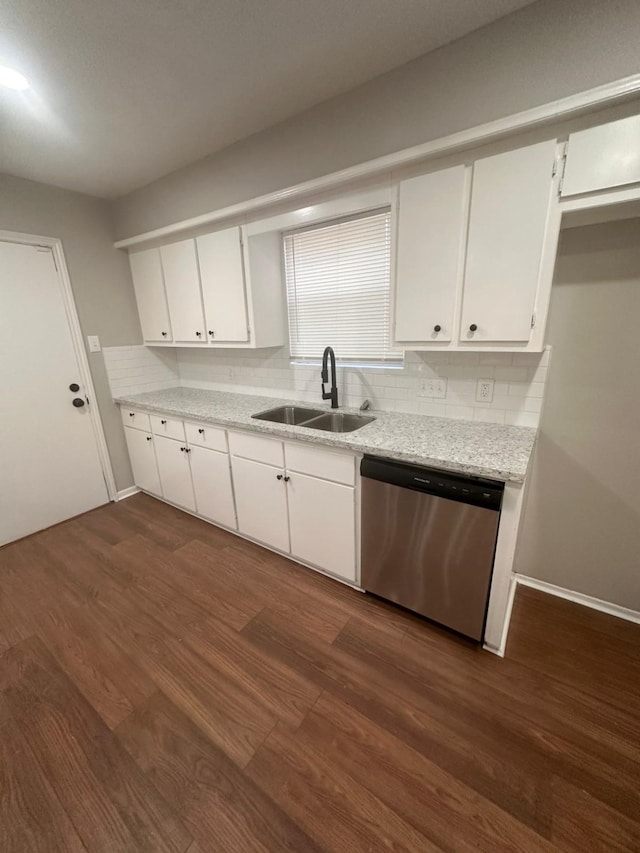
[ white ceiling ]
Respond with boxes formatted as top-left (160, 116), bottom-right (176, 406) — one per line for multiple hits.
top-left (0, 0), bottom-right (535, 198)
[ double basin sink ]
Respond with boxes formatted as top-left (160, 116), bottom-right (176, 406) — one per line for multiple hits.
top-left (252, 405), bottom-right (375, 433)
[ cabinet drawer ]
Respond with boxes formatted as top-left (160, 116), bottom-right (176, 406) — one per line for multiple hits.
top-left (228, 430), bottom-right (284, 467)
top-left (285, 442), bottom-right (355, 486)
top-left (150, 414), bottom-right (185, 442)
top-left (120, 408), bottom-right (151, 432)
top-left (185, 421), bottom-right (227, 451)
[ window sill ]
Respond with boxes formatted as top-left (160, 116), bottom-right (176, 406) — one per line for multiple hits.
top-left (290, 359), bottom-right (404, 371)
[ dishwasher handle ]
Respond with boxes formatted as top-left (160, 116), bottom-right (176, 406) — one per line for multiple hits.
top-left (360, 456), bottom-right (503, 511)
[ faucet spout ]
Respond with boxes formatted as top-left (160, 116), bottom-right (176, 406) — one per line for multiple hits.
top-left (321, 346), bottom-right (339, 409)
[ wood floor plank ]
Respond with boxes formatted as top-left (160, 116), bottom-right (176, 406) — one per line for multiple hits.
top-left (550, 776), bottom-right (640, 853)
top-left (116, 691), bottom-right (324, 853)
top-left (182, 536), bottom-right (351, 613)
top-left (508, 586), bottom-right (640, 712)
top-left (0, 714), bottom-right (88, 852)
top-left (242, 605), bottom-right (553, 834)
top-left (132, 630), bottom-right (277, 767)
top-left (296, 691), bottom-right (562, 853)
top-left (0, 536), bottom-right (80, 645)
top-left (36, 605), bottom-right (135, 729)
top-left (1, 494), bottom-right (639, 851)
top-left (75, 501), bottom-right (147, 545)
top-left (185, 616), bottom-right (321, 728)
top-left (1, 636), bottom-right (193, 853)
top-left (246, 721), bottom-right (443, 853)
top-left (117, 534), bottom-right (258, 631)
top-left (334, 614), bottom-right (640, 821)
top-left (176, 537), bottom-right (354, 639)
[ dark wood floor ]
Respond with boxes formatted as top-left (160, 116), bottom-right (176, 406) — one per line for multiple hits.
top-left (1, 494), bottom-right (639, 852)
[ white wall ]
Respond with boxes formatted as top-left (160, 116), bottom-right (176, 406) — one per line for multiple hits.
top-left (515, 218), bottom-right (640, 610)
top-left (0, 173), bottom-right (141, 491)
top-left (114, 0), bottom-right (640, 239)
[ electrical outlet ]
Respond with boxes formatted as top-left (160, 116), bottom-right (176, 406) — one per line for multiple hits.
top-left (87, 335), bottom-right (101, 353)
top-left (418, 378), bottom-right (447, 399)
top-left (476, 379), bottom-right (495, 403)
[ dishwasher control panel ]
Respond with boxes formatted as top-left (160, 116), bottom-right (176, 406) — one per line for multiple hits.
top-left (361, 456), bottom-right (504, 510)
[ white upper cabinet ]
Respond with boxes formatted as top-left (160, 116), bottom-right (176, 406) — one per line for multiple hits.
top-left (129, 249), bottom-right (172, 342)
top-left (391, 139), bottom-right (560, 351)
top-left (561, 114), bottom-right (640, 197)
top-left (196, 227), bottom-right (249, 343)
top-left (128, 228), bottom-right (285, 349)
top-left (460, 139), bottom-right (558, 344)
top-left (394, 165), bottom-right (468, 343)
top-left (159, 239), bottom-right (206, 343)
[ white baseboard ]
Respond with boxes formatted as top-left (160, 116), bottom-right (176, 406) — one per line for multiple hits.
top-left (115, 486), bottom-right (140, 501)
top-left (514, 574), bottom-right (640, 625)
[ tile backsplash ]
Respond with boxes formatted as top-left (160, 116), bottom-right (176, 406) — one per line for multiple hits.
top-left (103, 345), bottom-right (179, 397)
top-left (104, 344), bottom-right (549, 428)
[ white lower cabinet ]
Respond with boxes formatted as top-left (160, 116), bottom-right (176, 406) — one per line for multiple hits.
top-left (231, 455), bottom-right (290, 553)
top-left (189, 444), bottom-right (236, 530)
top-left (121, 408), bottom-right (359, 586)
top-left (230, 432), bottom-right (358, 582)
top-left (123, 426), bottom-right (161, 496)
top-left (287, 472), bottom-right (356, 582)
top-left (154, 434), bottom-right (196, 512)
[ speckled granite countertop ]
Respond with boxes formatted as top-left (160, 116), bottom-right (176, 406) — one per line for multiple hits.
top-left (115, 387), bottom-right (537, 483)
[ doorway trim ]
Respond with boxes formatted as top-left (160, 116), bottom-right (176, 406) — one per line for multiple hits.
top-left (0, 229), bottom-right (117, 500)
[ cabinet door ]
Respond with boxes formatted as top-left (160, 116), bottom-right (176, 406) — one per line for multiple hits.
top-left (129, 249), bottom-right (172, 342)
top-left (562, 114), bottom-right (640, 196)
top-left (394, 165), bottom-right (467, 343)
top-left (461, 139), bottom-right (557, 343)
top-left (287, 472), bottom-right (356, 582)
top-left (154, 434), bottom-right (196, 511)
top-left (189, 445), bottom-right (236, 530)
top-left (230, 455), bottom-right (289, 552)
top-left (123, 427), bottom-right (161, 495)
top-left (160, 239), bottom-right (206, 343)
top-left (196, 228), bottom-right (249, 342)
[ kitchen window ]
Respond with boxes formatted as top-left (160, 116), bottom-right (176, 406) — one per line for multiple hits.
top-left (283, 208), bottom-right (403, 365)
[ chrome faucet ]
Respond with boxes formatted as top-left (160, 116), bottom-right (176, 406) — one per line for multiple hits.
top-left (321, 346), bottom-right (339, 408)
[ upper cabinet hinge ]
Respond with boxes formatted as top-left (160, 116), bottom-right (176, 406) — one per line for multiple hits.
top-left (556, 141), bottom-right (569, 195)
top-left (531, 313), bottom-right (536, 329)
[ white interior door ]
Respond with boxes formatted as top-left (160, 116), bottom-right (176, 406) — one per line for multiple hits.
top-left (0, 240), bottom-right (109, 545)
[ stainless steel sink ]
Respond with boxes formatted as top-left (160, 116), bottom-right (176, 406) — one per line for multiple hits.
top-left (251, 405), bottom-right (376, 433)
top-left (299, 412), bottom-right (376, 433)
top-left (251, 405), bottom-right (324, 425)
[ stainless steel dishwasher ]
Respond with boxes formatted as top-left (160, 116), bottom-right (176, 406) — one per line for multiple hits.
top-left (360, 456), bottom-right (504, 642)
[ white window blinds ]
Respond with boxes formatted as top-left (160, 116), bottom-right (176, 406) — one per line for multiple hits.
top-left (283, 209), bottom-right (402, 363)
